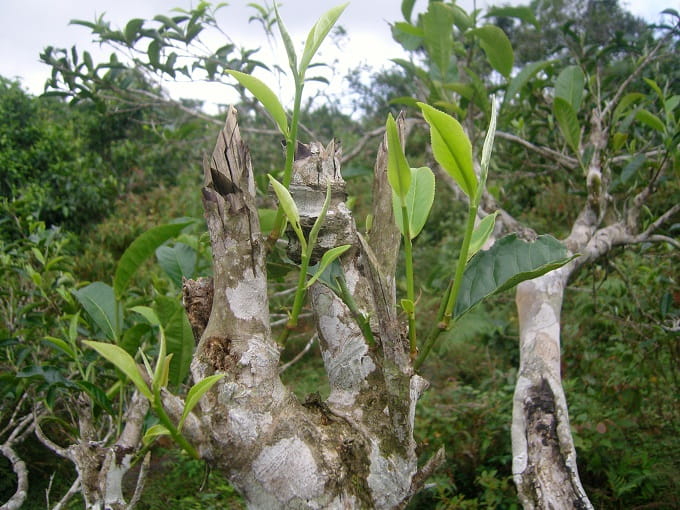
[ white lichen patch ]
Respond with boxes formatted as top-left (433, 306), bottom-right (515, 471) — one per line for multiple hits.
top-left (252, 436), bottom-right (327, 504)
top-left (225, 278), bottom-right (267, 321)
top-left (228, 407), bottom-right (272, 444)
top-left (367, 440), bottom-right (415, 509)
top-left (319, 313), bottom-right (375, 394)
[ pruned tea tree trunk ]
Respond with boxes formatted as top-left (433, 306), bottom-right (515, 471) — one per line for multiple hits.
top-left (179, 106), bottom-right (442, 509)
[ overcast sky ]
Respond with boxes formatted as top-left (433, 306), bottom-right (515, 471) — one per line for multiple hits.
top-left (0, 0), bottom-right (672, 112)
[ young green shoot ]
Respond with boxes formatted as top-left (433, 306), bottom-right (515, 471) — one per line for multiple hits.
top-left (416, 99), bottom-right (498, 369)
top-left (269, 176), bottom-right (349, 344)
top-left (229, 3), bottom-right (347, 243)
top-left (385, 115), bottom-right (435, 359)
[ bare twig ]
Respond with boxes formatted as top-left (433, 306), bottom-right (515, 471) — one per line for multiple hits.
top-left (341, 125), bottom-right (385, 164)
top-left (51, 476), bottom-right (81, 510)
top-left (401, 447), bottom-right (446, 507)
top-left (0, 393), bottom-right (29, 438)
top-left (633, 204), bottom-right (680, 244)
top-left (271, 312), bottom-right (312, 328)
top-left (127, 452), bottom-right (151, 509)
top-left (279, 334), bottom-right (318, 373)
top-left (496, 131), bottom-right (578, 169)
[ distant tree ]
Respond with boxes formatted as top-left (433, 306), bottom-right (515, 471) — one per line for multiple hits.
top-left (492, 0), bottom-right (649, 65)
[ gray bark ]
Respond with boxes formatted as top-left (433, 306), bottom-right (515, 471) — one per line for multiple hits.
top-left (34, 392), bottom-right (149, 510)
top-left (180, 107), bottom-right (440, 508)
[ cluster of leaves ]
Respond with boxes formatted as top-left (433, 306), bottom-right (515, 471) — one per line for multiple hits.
top-left (41, 2), bottom-right (265, 107)
top-left (0, 77), bottom-right (119, 237)
top-left (390, 1), bottom-right (525, 119)
top-left (0, 220), bottom-right (79, 409)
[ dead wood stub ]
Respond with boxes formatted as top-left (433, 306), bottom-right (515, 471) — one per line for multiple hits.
top-left (182, 277), bottom-right (214, 343)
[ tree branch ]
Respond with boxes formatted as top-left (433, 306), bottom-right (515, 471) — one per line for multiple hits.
top-left (34, 410), bottom-right (71, 460)
top-left (341, 125), bottom-right (385, 164)
top-left (51, 476), bottom-right (81, 510)
top-left (127, 452), bottom-right (151, 510)
top-left (0, 445), bottom-right (29, 510)
top-left (496, 131), bottom-right (578, 169)
top-left (634, 203), bottom-right (680, 243)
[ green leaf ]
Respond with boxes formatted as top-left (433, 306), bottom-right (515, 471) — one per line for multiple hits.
top-left (43, 336), bottom-right (76, 359)
top-left (635, 109), bottom-right (665, 133)
top-left (401, 0), bottom-right (417, 22)
top-left (124, 18), bottom-right (144, 44)
top-left (84, 341), bottom-right (153, 400)
top-left (454, 234), bottom-right (576, 318)
top-left (227, 70), bottom-right (288, 136)
top-left (156, 243), bottom-right (197, 288)
top-left (129, 306), bottom-right (161, 327)
top-left (258, 208), bottom-right (278, 235)
top-left (468, 212), bottom-right (498, 261)
top-left (68, 312), bottom-right (80, 343)
top-left (485, 6), bottom-right (539, 28)
top-left (422, 2), bottom-right (455, 78)
top-left (274, 3), bottom-right (298, 79)
top-left (664, 95), bottom-right (680, 117)
top-left (504, 60), bottom-right (550, 107)
top-left (555, 65), bottom-right (585, 111)
top-left (114, 222), bottom-right (191, 300)
top-left (143, 424), bottom-right (171, 446)
top-left (313, 258), bottom-right (345, 295)
top-left (385, 114), bottom-right (411, 200)
top-left (299, 3), bottom-right (348, 76)
top-left (389, 96), bottom-right (422, 109)
top-left (120, 323), bottom-right (150, 356)
top-left (449, 4), bottom-right (473, 31)
top-left (418, 103), bottom-right (476, 197)
top-left (306, 245), bottom-right (352, 288)
top-left (468, 26), bottom-right (514, 77)
top-left (158, 353), bottom-right (173, 389)
top-left (392, 167), bottom-right (436, 239)
top-left (155, 296), bottom-right (195, 387)
top-left (179, 374), bottom-right (225, 431)
top-left (619, 154), bottom-right (646, 184)
top-left (148, 40), bottom-right (161, 68)
top-left (613, 92), bottom-right (644, 120)
top-left (400, 299), bottom-right (415, 314)
top-left (392, 22), bottom-right (424, 51)
top-left (268, 175), bottom-right (305, 248)
top-left (553, 97), bottom-right (581, 153)
top-left (643, 78), bottom-right (664, 101)
top-left (74, 282), bottom-right (120, 342)
top-left (307, 183), bottom-right (333, 255)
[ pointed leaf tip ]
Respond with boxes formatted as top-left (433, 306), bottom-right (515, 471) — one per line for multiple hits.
top-left (385, 114), bottom-right (411, 200)
top-left (418, 103), bottom-right (476, 197)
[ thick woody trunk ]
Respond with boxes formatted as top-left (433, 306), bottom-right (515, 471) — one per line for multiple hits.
top-left (511, 266), bottom-right (592, 510)
top-left (181, 107), bottom-right (437, 508)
